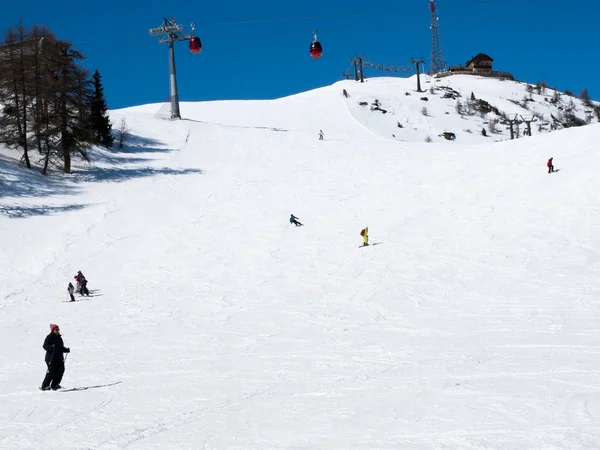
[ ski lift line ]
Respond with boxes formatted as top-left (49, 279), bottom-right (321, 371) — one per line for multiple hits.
top-left (83, 41), bottom-right (151, 57)
top-left (73, 6), bottom-right (590, 55)
top-left (65, 0), bottom-right (572, 46)
top-left (173, 8), bottom-right (595, 39)
top-left (189, 0), bottom-right (568, 28)
top-left (81, 5), bottom-right (596, 58)
top-left (193, 0), bottom-right (570, 27)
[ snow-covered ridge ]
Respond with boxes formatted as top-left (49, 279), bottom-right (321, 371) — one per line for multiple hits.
top-left (119, 74), bottom-right (598, 146)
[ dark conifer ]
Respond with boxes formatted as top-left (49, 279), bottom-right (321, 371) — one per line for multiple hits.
top-left (90, 69), bottom-right (113, 148)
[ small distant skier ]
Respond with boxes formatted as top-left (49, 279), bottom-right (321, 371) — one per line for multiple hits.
top-left (74, 271), bottom-right (82, 293)
top-left (40, 324), bottom-right (70, 391)
top-left (318, 130), bottom-right (324, 140)
top-left (547, 157), bottom-right (554, 174)
top-left (74, 271), bottom-right (89, 296)
top-left (81, 277), bottom-right (89, 296)
top-left (67, 282), bottom-right (75, 302)
top-left (290, 214), bottom-right (303, 226)
top-left (360, 227), bottom-right (369, 246)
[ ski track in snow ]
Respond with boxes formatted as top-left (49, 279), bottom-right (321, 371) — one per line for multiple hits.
top-left (2, 76), bottom-right (600, 449)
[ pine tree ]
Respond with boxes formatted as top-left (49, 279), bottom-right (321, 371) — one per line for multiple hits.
top-left (90, 70), bottom-right (113, 148)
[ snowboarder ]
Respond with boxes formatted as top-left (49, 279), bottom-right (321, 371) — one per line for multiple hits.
top-left (40, 324), bottom-right (70, 391)
top-left (290, 214), bottom-right (303, 226)
top-left (318, 130), bottom-right (324, 140)
top-left (360, 227), bottom-right (369, 246)
top-left (547, 157), bottom-right (554, 174)
top-left (67, 282), bottom-right (75, 302)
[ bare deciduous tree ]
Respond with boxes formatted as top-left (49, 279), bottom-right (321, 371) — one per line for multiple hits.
top-left (116, 117), bottom-right (130, 149)
top-left (0, 23), bottom-right (94, 174)
top-left (0, 23), bottom-right (34, 168)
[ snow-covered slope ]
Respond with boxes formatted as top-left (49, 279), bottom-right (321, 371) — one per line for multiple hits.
top-left (1, 77), bottom-right (600, 449)
top-left (342, 75), bottom-right (597, 143)
top-left (140, 75), bottom-right (599, 145)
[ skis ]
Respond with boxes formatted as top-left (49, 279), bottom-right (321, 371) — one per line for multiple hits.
top-left (40, 381), bottom-right (122, 392)
top-left (60, 382), bottom-right (122, 392)
top-left (359, 242), bottom-right (382, 248)
top-left (62, 291), bottom-right (102, 302)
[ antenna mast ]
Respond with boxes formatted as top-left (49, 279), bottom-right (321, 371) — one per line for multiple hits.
top-left (429, 0), bottom-right (447, 74)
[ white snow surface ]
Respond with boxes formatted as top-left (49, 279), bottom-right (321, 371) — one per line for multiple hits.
top-left (2, 76), bottom-right (600, 449)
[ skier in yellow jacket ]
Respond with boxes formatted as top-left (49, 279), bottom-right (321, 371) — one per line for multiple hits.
top-left (360, 227), bottom-right (369, 246)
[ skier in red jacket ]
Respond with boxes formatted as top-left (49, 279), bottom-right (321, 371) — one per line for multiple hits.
top-left (547, 157), bottom-right (554, 174)
top-left (74, 271), bottom-right (89, 296)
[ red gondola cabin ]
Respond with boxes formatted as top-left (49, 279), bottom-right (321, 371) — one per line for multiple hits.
top-left (189, 36), bottom-right (202, 54)
top-left (310, 40), bottom-right (322, 59)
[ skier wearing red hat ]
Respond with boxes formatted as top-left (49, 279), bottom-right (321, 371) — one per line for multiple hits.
top-left (40, 324), bottom-right (70, 391)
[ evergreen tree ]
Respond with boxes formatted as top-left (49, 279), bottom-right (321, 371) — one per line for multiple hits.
top-left (90, 69), bottom-right (113, 148)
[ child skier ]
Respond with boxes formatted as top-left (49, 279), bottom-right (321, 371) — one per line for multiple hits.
top-left (318, 130), bottom-right (324, 140)
top-left (547, 157), bottom-right (554, 173)
top-left (360, 227), bottom-right (369, 246)
top-left (67, 282), bottom-right (75, 302)
top-left (290, 214), bottom-right (303, 226)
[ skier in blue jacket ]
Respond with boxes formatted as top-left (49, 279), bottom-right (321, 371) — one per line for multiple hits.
top-left (290, 214), bottom-right (303, 226)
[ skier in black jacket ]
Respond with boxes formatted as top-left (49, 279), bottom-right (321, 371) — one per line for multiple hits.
top-left (40, 324), bottom-right (70, 390)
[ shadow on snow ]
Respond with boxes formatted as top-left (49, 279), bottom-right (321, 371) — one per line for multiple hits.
top-left (0, 134), bottom-right (202, 218)
top-left (117, 134), bottom-right (176, 155)
top-left (0, 203), bottom-right (87, 219)
top-left (0, 157), bottom-right (82, 200)
top-left (70, 166), bottom-right (203, 183)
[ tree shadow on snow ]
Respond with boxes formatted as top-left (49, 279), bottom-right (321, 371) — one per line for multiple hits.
top-left (70, 166), bottom-right (203, 184)
top-left (0, 135), bottom-right (200, 218)
top-left (0, 157), bottom-right (82, 200)
top-left (0, 203), bottom-right (87, 219)
top-left (118, 134), bottom-right (176, 155)
top-left (87, 151), bottom-right (152, 166)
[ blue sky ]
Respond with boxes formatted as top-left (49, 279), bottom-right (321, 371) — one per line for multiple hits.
top-left (2, 0), bottom-right (597, 109)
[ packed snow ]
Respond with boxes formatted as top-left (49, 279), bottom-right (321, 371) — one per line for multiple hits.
top-left (1, 75), bottom-right (600, 449)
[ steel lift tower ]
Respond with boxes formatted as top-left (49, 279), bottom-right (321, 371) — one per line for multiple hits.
top-left (149, 17), bottom-right (192, 120)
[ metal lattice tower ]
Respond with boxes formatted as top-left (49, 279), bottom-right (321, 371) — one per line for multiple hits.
top-left (429, 0), bottom-right (447, 74)
top-left (149, 17), bottom-right (191, 120)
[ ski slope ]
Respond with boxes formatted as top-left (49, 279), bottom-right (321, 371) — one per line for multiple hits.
top-left (1, 77), bottom-right (600, 449)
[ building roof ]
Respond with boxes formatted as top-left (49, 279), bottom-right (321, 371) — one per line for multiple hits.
top-left (465, 53), bottom-right (493, 66)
